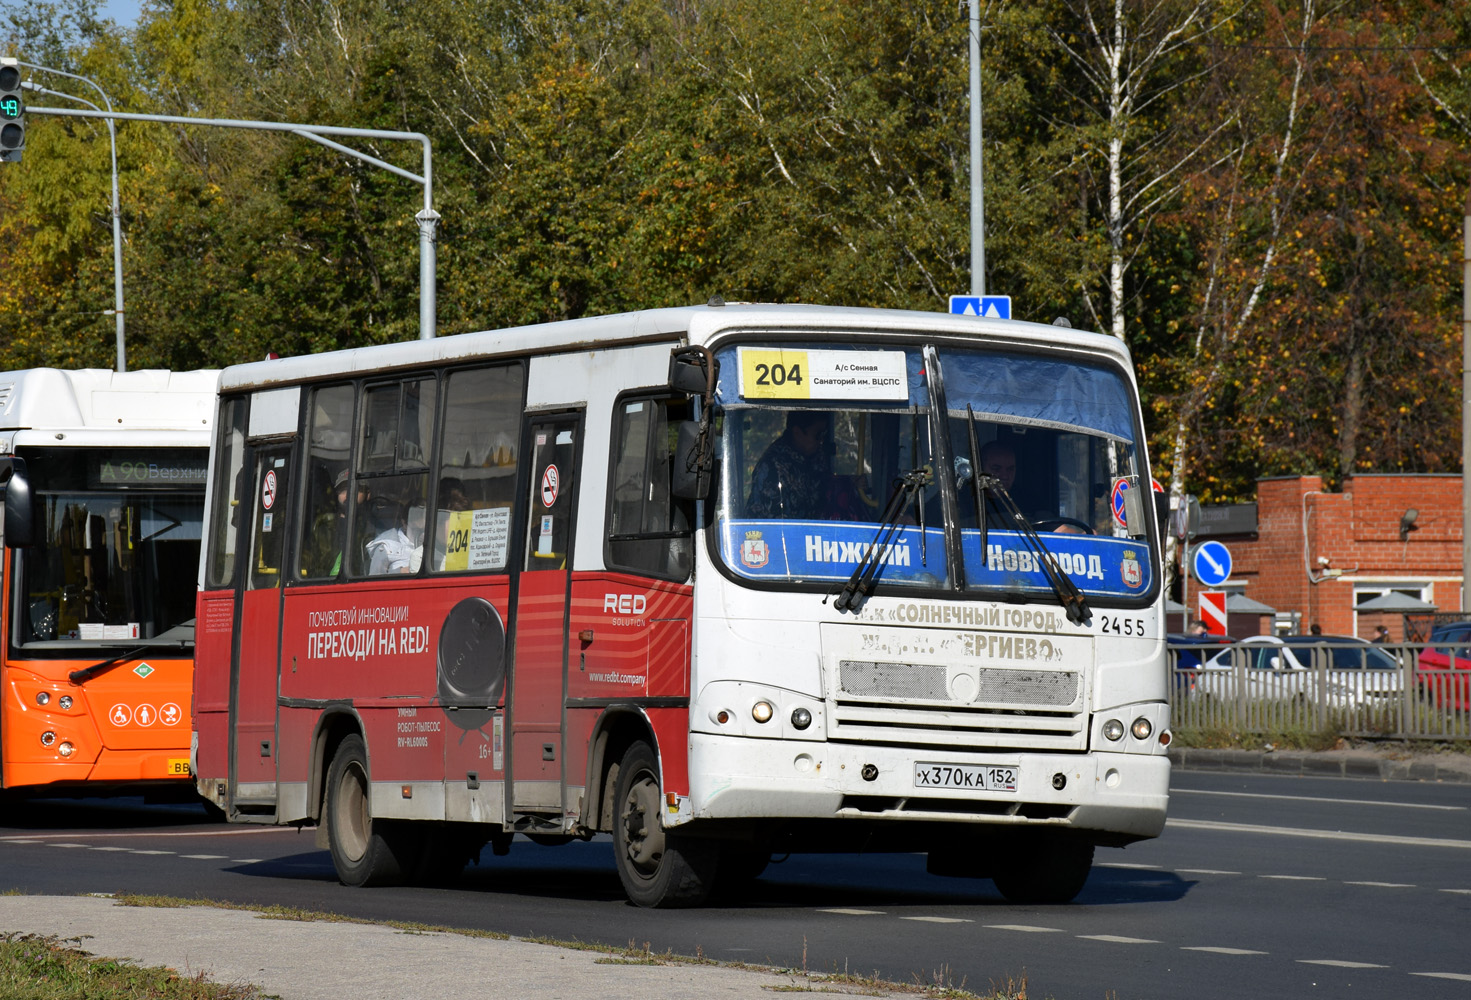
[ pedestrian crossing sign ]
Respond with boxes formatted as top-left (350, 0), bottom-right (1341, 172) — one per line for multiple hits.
top-left (949, 295), bottom-right (1012, 320)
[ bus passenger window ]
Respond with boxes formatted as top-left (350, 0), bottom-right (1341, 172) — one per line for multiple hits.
top-left (350, 377), bottom-right (435, 577)
top-left (432, 364), bottom-right (525, 574)
top-left (299, 384), bottom-right (355, 581)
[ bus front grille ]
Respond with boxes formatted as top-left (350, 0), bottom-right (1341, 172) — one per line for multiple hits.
top-left (831, 659), bottom-right (1088, 751)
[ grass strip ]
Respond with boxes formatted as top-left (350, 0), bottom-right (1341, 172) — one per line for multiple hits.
top-left (0, 931), bottom-right (271, 1000)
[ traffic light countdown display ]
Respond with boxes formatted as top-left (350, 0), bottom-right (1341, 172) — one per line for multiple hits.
top-left (0, 59), bottom-right (24, 162)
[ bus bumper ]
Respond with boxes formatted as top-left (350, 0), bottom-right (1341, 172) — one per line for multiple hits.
top-left (687, 732), bottom-right (1168, 841)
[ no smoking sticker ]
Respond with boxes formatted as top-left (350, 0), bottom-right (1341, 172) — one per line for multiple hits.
top-left (262, 469), bottom-right (277, 510)
top-left (541, 465), bottom-right (560, 507)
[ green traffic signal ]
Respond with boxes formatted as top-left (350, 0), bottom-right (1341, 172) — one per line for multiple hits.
top-left (0, 60), bottom-right (23, 159)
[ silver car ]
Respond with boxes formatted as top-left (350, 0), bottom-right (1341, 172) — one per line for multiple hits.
top-left (1196, 635), bottom-right (1402, 707)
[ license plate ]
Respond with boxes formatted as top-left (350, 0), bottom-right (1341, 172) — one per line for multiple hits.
top-left (166, 758), bottom-right (191, 776)
top-left (914, 762), bottom-right (1018, 792)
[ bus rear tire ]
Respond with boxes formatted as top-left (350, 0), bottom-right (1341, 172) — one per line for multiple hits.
top-left (612, 740), bottom-right (717, 908)
top-left (992, 838), bottom-right (1094, 904)
top-left (326, 734), bottom-right (409, 887)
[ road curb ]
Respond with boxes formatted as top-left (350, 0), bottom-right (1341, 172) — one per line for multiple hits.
top-left (1168, 747), bottom-right (1471, 783)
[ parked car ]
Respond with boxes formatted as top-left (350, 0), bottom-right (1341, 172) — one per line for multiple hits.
top-left (1196, 635), bottom-right (1402, 707)
top-left (1416, 622), bottom-right (1471, 712)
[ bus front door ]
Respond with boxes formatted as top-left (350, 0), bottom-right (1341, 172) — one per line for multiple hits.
top-left (230, 442), bottom-right (293, 816)
top-left (509, 414), bottom-right (581, 817)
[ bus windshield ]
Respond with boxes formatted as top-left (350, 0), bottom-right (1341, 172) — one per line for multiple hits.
top-left (712, 341), bottom-right (1156, 602)
top-left (16, 491), bottom-right (203, 651)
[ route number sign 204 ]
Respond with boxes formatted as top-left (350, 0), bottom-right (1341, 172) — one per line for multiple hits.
top-left (914, 762), bottom-right (1019, 792)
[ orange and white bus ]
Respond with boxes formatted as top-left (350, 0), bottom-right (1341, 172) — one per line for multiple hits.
top-left (1, 368), bottom-right (215, 796)
top-left (193, 304), bottom-right (1170, 905)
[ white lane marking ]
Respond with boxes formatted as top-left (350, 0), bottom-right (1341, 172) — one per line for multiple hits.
top-left (984, 925), bottom-right (1065, 933)
top-left (0, 838), bottom-right (45, 843)
top-left (1410, 972), bottom-right (1471, 982)
top-left (1297, 960), bottom-right (1389, 969)
top-left (46, 843), bottom-right (90, 848)
top-left (817, 908), bottom-right (884, 916)
top-left (13, 827), bottom-right (297, 840)
top-left (1077, 935), bottom-right (1159, 944)
top-left (1182, 947), bottom-right (1269, 956)
top-left (1176, 868), bottom-right (1241, 875)
top-left (1167, 818), bottom-right (1471, 850)
top-left (1097, 862), bottom-right (1161, 870)
top-left (1261, 875), bottom-right (1325, 881)
top-left (129, 850), bottom-right (174, 855)
top-left (181, 854), bottom-right (228, 860)
top-left (1344, 881), bottom-right (1414, 888)
top-left (1172, 788), bottom-right (1465, 811)
top-left (1442, 889), bottom-right (1471, 895)
top-left (91, 847), bottom-right (132, 852)
top-left (901, 916), bottom-right (973, 924)
top-left (231, 859), bottom-right (263, 864)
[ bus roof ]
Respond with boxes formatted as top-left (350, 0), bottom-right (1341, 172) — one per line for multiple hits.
top-left (217, 304), bottom-right (1134, 393)
top-left (0, 368), bottom-right (219, 444)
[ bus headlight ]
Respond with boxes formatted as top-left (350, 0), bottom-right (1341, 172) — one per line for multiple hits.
top-left (1131, 717), bottom-right (1153, 741)
top-left (36, 692), bottom-right (50, 706)
top-left (40, 730), bottom-right (56, 747)
top-left (752, 700), bottom-right (774, 724)
top-left (58, 742), bottom-right (74, 757)
top-left (790, 707), bottom-right (812, 730)
top-left (58, 695), bottom-right (73, 711)
top-left (1102, 719), bottom-right (1125, 741)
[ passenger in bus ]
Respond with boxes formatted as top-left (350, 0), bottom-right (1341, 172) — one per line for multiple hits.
top-left (365, 494), bottom-right (418, 575)
top-left (747, 411), bottom-right (832, 519)
top-left (305, 468), bottom-right (355, 578)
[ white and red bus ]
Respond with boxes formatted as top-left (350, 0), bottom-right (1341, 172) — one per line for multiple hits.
top-left (0, 368), bottom-right (215, 796)
top-left (193, 304), bottom-right (1170, 905)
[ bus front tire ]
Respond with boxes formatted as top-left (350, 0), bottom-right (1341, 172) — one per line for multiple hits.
top-left (612, 740), bottom-right (717, 908)
top-left (992, 839), bottom-right (1094, 905)
top-left (325, 734), bottom-right (410, 887)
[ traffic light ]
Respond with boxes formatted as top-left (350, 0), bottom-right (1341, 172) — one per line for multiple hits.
top-left (0, 58), bottom-right (24, 163)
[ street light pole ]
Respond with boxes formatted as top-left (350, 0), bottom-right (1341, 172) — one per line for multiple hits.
top-left (969, 0), bottom-right (985, 298)
top-left (17, 63), bottom-right (126, 371)
top-left (26, 104), bottom-right (437, 341)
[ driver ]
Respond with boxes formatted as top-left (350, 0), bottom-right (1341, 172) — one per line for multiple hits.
top-left (975, 440), bottom-right (1090, 535)
top-left (747, 411), bottom-right (832, 519)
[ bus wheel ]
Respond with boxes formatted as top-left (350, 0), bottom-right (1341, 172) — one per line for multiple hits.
top-left (612, 741), bottom-right (717, 908)
top-left (326, 734), bottom-right (407, 887)
top-left (992, 839), bottom-right (1093, 905)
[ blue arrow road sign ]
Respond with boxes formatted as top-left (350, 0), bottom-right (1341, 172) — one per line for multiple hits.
top-left (1192, 540), bottom-right (1233, 587)
top-left (949, 294), bottom-right (1012, 320)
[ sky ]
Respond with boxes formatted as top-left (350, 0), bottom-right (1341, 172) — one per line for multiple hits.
top-left (99, 1), bottom-right (141, 27)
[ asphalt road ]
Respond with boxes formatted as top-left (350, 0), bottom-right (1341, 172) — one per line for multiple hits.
top-left (1, 770), bottom-right (1467, 1000)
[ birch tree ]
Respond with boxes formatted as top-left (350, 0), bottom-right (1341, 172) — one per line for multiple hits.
top-left (1050, 0), bottom-right (1241, 346)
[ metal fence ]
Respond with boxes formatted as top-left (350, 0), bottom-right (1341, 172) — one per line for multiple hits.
top-left (1166, 640), bottom-right (1471, 740)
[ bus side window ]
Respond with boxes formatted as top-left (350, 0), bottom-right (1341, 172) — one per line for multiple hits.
top-left (606, 395), bottom-right (693, 581)
top-left (352, 378), bottom-right (435, 577)
top-left (298, 384), bottom-right (355, 581)
top-left (431, 363), bottom-right (525, 573)
top-left (205, 397), bottom-right (248, 589)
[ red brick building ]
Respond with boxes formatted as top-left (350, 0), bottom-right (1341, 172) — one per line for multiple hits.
top-left (1190, 475), bottom-right (1464, 640)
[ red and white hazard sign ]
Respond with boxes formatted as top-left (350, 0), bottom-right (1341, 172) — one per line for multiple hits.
top-left (1198, 591), bottom-right (1227, 635)
top-left (541, 465), bottom-right (560, 507)
top-left (262, 469), bottom-right (277, 510)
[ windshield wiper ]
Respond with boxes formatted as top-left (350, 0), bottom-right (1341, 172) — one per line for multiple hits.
top-left (69, 647), bottom-right (152, 686)
top-left (965, 408), bottom-right (1090, 625)
top-left (831, 467), bottom-right (929, 612)
top-left (977, 477), bottom-right (1091, 625)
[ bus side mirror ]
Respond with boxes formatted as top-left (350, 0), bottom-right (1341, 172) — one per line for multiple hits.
top-left (1, 457), bottom-right (35, 548)
top-left (1154, 490), bottom-right (1169, 546)
top-left (671, 421), bottom-right (711, 500)
top-left (668, 346), bottom-right (719, 396)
